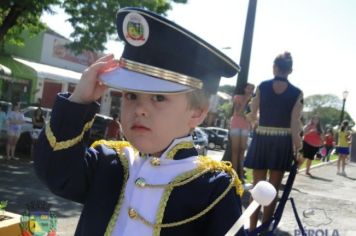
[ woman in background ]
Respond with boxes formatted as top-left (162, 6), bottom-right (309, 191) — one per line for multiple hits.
top-left (301, 115), bottom-right (323, 175)
top-left (244, 52), bottom-right (303, 231)
top-left (229, 83), bottom-right (255, 184)
top-left (6, 103), bottom-right (25, 160)
top-left (32, 107), bottom-right (45, 129)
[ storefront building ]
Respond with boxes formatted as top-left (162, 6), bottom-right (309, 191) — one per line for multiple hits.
top-left (0, 29), bottom-right (121, 116)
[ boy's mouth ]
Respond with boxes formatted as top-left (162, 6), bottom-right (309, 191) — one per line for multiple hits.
top-left (131, 124), bottom-right (151, 131)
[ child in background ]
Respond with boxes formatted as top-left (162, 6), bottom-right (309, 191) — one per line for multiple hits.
top-left (34, 7), bottom-right (245, 236)
top-left (336, 120), bottom-right (351, 176)
top-left (322, 128), bottom-right (334, 162)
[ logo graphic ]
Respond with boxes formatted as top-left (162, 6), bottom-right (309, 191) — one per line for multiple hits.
top-left (302, 208), bottom-right (332, 227)
top-left (20, 200), bottom-right (57, 236)
top-left (123, 12), bottom-right (149, 46)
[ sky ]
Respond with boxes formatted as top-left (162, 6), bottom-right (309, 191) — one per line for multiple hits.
top-left (41, 0), bottom-right (356, 121)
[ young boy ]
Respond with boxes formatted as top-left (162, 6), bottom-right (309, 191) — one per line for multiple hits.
top-left (34, 7), bottom-right (245, 236)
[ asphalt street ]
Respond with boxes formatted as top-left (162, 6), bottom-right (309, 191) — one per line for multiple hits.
top-left (1, 150), bottom-right (356, 236)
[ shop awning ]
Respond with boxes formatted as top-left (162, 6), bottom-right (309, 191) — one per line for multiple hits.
top-left (0, 64), bottom-right (11, 76)
top-left (14, 57), bottom-right (81, 83)
top-left (0, 55), bottom-right (36, 80)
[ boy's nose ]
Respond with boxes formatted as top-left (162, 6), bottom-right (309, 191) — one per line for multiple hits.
top-left (134, 101), bottom-right (149, 117)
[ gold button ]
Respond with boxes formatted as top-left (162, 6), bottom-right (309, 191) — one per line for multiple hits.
top-left (128, 208), bottom-right (137, 219)
top-left (150, 157), bottom-right (160, 166)
top-left (135, 177), bottom-right (146, 188)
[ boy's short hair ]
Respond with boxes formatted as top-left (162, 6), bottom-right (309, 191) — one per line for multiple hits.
top-left (186, 90), bottom-right (210, 110)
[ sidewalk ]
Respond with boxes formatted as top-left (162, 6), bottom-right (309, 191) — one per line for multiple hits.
top-left (0, 155), bottom-right (81, 236)
top-left (1, 155), bottom-right (356, 236)
top-left (275, 160), bottom-right (356, 236)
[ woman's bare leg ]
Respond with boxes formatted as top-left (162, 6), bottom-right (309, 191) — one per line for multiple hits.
top-left (263, 170), bottom-right (284, 224)
top-left (249, 169), bottom-right (267, 231)
top-left (231, 135), bottom-right (241, 174)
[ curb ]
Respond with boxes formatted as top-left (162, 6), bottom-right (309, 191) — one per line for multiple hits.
top-left (283, 159), bottom-right (338, 179)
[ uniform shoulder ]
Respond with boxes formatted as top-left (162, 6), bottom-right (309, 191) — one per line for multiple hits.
top-left (91, 140), bottom-right (134, 155)
top-left (197, 156), bottom-right (243, 196)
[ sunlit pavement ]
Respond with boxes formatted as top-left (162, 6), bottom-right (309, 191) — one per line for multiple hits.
top-left (207, 149), bottom-right (225, 161)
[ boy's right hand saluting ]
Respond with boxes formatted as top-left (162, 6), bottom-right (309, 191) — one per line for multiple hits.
top-left (69, 54), bottom-right (118, 104)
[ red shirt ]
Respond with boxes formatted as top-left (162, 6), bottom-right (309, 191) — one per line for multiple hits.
top-left (324, 133), bottom-right (334, 146)
top-left (303, 124), bottom-right (322, 147)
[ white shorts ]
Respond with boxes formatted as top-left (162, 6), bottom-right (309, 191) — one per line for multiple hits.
top-left (230, 128), bottom-right (249, 137)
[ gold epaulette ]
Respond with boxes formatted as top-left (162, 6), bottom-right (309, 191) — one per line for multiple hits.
top-left (45, 117), bottom-right (95, 151)
top-left (91, 139), bottom-right (137, 156)
top-left (197, 156), bottom-right (244, 197)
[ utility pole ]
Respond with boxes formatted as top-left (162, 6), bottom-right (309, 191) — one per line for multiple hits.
top-left (235, 0), bottom-right (258, 95)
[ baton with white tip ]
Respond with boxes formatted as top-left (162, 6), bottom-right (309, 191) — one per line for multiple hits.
top-left (225, 181), bottom-right (277, 236)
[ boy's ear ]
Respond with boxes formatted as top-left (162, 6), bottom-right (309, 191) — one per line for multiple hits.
top-left (189, 106), bottom-right (209, 128)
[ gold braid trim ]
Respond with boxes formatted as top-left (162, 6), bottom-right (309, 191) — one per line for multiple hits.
top-left (197, 156), bottom-right (243, 197)
top-left (90, 140), bottom-right (131, 236)
top-left (151, 156), bottom-right (244, 233)
top-left (256, 126), bottom-right (291, 136)
top-left (90, 139), bottom-right (133, 151)
top-left (166, 141), bottom-right (194, 160)
top-left (45, 117), bottom-right (95, 151)
top-left (153, 168), bottom-right (203, 235)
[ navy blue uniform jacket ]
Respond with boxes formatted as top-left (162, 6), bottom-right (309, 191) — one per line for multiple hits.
top-left (34, 94), bottom-right (246, 236)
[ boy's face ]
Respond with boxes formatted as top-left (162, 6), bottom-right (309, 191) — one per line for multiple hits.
top-left (121, 92), bottom-right (207, 156)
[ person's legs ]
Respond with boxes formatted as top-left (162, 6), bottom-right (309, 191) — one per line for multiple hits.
top-left (263, 170), bottom-right (284, 224)
top-left (340, 154), bottom-right (346, 174)
top-left (6, 135), bottom-right (15, 160)
top-left (337, 154), bottom-right (341, 174)
top-left (326, 146), bottom-right (332, 162)
top-left (249, 169), bottom-right (267, 231)
top-left (237, 135), bottom-right (248, 183)
top-left (10, 136), bottom-right (19, 158)
top-left (230, 135), bottom-right (240, 173)
top-left (305, 159), bottom-right (312, 175)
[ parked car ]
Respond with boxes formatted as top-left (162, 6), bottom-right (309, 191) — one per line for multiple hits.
top-left (0, 100), bottom-right (12, 113)
top-left (88, 114), bottom-right (113, 144)
top-left (200, 127), bottom-right (228, 150)
top-left (192, 127), bottom-right (208, 155)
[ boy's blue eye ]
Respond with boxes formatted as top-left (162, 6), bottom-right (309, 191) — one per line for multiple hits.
top-left (125, 93), bottom-right (137, 100)
top-left (152, 95), bottom-right (166, 102)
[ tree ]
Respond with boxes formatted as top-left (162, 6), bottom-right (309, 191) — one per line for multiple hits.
top-left (0, 0), bottom-right (60, 49)
top-left (0, 0), bottom-right (187, 53)
top-left (304, 94), bottom-right (341, 111)
top-left (303, 94), bottom-right (354, 128)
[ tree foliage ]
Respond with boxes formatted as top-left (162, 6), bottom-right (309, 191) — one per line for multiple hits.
top-left (0, 0), bottom-right (60, 48)
top-left (303, 94), bottom-right (354, 128)
top-left (304, 94), bottom-right (341, 111)
top-left (0, 0), bottom-right (187, 53)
